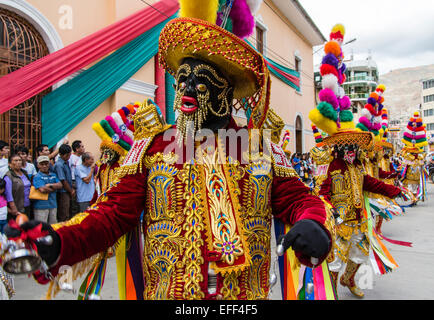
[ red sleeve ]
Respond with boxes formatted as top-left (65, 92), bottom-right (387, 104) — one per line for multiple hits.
top-left (272, 176), bottom-right (327, 226)
top-left (363, 174), bottom-right (401, 198)
top-left (379, 168), bottom-right (397, 179)
top-left (54, 171), bottom-right (147, 271)
top-left (272, 176), bottom-right (332, 267)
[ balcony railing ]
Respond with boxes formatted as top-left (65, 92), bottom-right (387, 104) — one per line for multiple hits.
top-left (346, 75), bottom-right (376, 83)
top-left (348, 93), bottom-right (369, 99)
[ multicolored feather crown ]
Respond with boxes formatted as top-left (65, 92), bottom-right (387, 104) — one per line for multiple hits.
top-left (402, 111), bottom-right (428, 151)
top-left (92, 103), bottom-right (140, 156)
top-left (280, 129), bottom-right (291, 156)
top-left (380, 108), bottom-right (389, 142)
top-left (309, 23), bottom-right (355, 137)
top-left (311, 124), bottom-right (325, 148)
top-left (356, 84), bottom-right (386, 141)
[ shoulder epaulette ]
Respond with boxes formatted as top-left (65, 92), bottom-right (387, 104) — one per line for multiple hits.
top-left (269, 140), bottom-right (299, 178)
top-left (117, 99), bottom-right (172, 178)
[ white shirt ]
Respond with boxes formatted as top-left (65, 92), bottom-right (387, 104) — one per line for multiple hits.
top-left (69, 154), bottom-right (82, 181)
top-left (22, 162), bottom-right (37, 178)
top-left (0, 158), bottom-right (8, 179)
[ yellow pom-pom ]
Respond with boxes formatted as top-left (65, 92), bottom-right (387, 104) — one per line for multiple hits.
top-left (179, 0), bottom-right (219, 23)
top-left (414, 111), bottom-right (420, 117)
top-left (377, 84), bottom-right (386, 92)
top-left (331, 24), bottom-right (345, 36)
top-left (92, 122), bottom-right (111, 142)
top-left (309, 108), bottom-right (338, 136)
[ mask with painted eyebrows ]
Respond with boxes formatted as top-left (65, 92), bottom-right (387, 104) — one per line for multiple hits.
top-left (174, 58), bottom-right (234, 144)
top-left (100, 148), bottom-right (119, 165)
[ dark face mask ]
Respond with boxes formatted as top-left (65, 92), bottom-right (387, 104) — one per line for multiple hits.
top-left (100, 148), bottom-right (119, 165)
top-left (174, 58), bottom-right (234, 136)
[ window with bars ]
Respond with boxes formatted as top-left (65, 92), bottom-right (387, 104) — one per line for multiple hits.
top-left (256, 25), bottom-right (264, 54)
top-left (423, 94), bottom-right (434, 103)
top-left (0, 8), bottom-right (50, 155)
top-left (424, 109), bottom-right (434, 117)
top-left (423, 79), bottom-right (434, 90)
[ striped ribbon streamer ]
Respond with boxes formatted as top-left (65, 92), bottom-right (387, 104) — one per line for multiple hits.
top-left (0, 0), bottom-right (179, 115)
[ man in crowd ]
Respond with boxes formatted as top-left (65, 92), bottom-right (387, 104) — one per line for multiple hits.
top-left (69, 140), bottom-right (85, 216)
top-left (34, 140), bottom-right (68, 173)
top-left (74, 152), bottom-right (95, 213)
top-left (53, 144), bottom-right (74, 222)
top-left (33, 156), bottom-right (63, 224)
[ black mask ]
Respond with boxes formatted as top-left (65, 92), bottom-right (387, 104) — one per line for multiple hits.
top-left (174, 58), bottom-right (234, 143)
top-left (100, 148), bottom-right (119, 165)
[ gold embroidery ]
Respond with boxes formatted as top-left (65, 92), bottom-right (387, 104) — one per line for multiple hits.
top-left (245, 161), bottom-right (272, 217)
top-left (147, 163), bottom-right (178, 221)
top-left (221, 271), bottom-right (241, 300)
top-left (201, 150), bottom-right (244, 266)
top-left (180, 163), bottom-right (205, 300)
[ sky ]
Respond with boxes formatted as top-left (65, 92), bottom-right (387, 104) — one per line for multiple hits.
top-left (298, 0), bottom-right (434, 75)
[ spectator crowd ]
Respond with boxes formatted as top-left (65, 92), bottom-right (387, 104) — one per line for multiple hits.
top-left (0, 139), bottom-right (95, 233)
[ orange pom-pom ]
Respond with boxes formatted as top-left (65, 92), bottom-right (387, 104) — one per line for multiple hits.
top-left (324, 41), bottom-right (341, 57)
top-left (370, 92), bottom-right (379, 101)
top-left (379, 96), bottom-right (384, 104)
top-left (16, 213), bottom-right (29, 226)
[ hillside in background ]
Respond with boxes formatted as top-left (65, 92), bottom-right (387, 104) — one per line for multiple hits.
top-left (379, 64), bottom-right (434, 119)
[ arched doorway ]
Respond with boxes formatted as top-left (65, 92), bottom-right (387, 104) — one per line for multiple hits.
top-left (295, 115), bottom-right (303, 154)
top-left (0, 8), bottom-right (50, 154)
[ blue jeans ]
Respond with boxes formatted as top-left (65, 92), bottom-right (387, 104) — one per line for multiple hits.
top-left (0, 220), bottom-right (7, 234)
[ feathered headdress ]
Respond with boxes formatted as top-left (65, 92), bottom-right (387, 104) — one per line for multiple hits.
top-left (159, 0), bottom-right (271, 130)
top-left (356, 84), bottom-right (386, 141)
top-left (309, 24), bottom-right (354, 136)
top-left (92, 102), bottom-right (140, 156)
top-left (280, 129), bottom-right (291, 156)
top-left (380, 108), bottom-right (389, 142)
top-left (311, 124), bottom-right (325, 148)
top-left (402, 111), bottom-right (428, 152)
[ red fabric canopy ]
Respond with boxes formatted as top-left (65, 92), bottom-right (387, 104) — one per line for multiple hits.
top-left (0, 0), bottom-right (179, 115)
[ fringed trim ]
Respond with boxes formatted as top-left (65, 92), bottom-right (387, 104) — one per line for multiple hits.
top-left (44, 253), bottom-right (101, 300)
top-left (116, 138), bottom-right (153, 179)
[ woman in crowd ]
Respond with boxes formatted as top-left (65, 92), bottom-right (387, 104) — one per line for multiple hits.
top-left (3, 154), bottom-right (31, 218)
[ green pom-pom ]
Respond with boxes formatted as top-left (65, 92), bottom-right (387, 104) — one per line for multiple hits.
top-left (356, 123), bottom-right (369, 132)
top-left (317, 102), bottom-right (337, 121)
top-left (371, 130), bottom-right (379, 136)
top-left (340, 110), bottom-right (354, 122)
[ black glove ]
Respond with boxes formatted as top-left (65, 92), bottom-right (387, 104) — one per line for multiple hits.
top-left (4, 220), bottom-right (61, 267)
top-left (277, 219), bottom-right (330, 259)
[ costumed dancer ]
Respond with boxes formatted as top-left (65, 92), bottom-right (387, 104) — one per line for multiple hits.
top-left (309, 24), bottom-right (404, 299)
top-left (355, 89), bottom-right (401, 233)
top-left (375, 108), bottom-right (405, 234)
top-left (91, 103), bottom-right (140, 203)
top-left (400, 111), bottom-right (428, 202)
top-left (280, 130), bottom-right (291, 161)
top-left (4, 0), bottom-right (333, 300)
top-left (76, 103), bottom-right (140, 300)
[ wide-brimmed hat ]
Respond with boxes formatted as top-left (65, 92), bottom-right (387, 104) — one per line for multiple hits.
top-left (322, 129), bottom-right (374, 151)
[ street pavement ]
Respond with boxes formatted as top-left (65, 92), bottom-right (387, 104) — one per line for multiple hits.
top-left (10, 183), bottom-right (434, 300)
